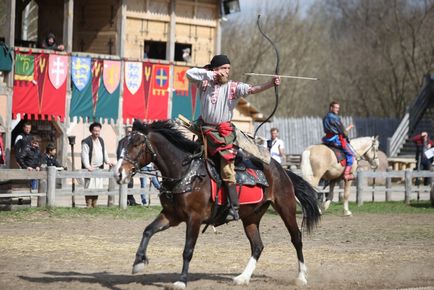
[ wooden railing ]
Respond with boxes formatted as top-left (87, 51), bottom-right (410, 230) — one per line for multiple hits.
top-left (0, 167), bottom-right (158, 209)
top-left (388, 74), bottom-right (434, 157)
top-left (356, 169), bottom-right (434, 206)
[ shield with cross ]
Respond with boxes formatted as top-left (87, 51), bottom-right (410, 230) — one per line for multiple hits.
top-left (48, 55), bottom-right (68, 89)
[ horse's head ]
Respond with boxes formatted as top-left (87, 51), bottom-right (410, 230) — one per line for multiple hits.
top-left (115, 130), bottom-right (156, 185)
top-left (362, 136), bottom-right (380, 169)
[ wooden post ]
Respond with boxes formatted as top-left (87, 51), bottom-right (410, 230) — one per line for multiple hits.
top-left (46, 166), bottom-right (57, 207)
top-left (63, 0), bottom-right (74, 52)
top-left (119, 183), bottom-right (127, 209)
top-left (37, 178), bottom-right (47, 207)
top-left (167, 0), bottom-right (176, 62)
top-left (108, 177), bottom-right (116, 207)
top-left (430, 181), bottom-right (434, 207)
top-left (385, 167), bottom-right (392, 202)
top-left (404, 169), bottom-right (412, 205)
top-left (356, 170), bottom-right (366, 206)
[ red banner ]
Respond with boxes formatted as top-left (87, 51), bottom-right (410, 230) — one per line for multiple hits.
top-left (123, 62), bottom-right (145, 122)
top-left (146, 64), bottom-right (170, 120)
top-left (12, 53), bottom-right (67, 121)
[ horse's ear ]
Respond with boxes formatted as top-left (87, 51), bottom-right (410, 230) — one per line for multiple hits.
top-left (132, 119), bottom-right (143, 131)
top-left (374, 135), bottom-right (379, 141)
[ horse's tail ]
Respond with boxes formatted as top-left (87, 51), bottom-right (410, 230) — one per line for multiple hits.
top-left (300, 148), bottom-right (314, 184)
top-left (286, 169), bottom-right (321, 233)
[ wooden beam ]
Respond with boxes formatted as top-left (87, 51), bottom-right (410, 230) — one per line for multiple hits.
top-left (63, 0), bottom-right (74, 52)
top-left (119, 0), bottom-right (127, 58)
top-left (167, 0), bottom-right (176, 62)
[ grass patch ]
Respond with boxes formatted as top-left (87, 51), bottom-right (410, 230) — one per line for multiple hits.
top-left (1, 201), bottom-right (433, 223)
top-left (325, 200), bottom-right (434, 215)
top-left (0, 205), bottom-right (162, 223)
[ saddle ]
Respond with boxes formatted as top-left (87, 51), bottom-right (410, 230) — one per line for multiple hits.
top-left (160, 151), bottom-right (268, 205)
top-left (323, 143), bottom-right (346, 166)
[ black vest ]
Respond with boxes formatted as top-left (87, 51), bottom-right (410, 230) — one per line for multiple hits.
top-left (81, 136), bottom-right (106, 169)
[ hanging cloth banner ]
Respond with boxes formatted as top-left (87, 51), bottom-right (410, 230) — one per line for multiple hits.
top-left (142, 62), bottom-right (153, 120)
top-left (123, 61), bottom-right (145, 123)
top-left (14, 54), bottom-right (34, 81)
top-left (146, 63), bottom-right (170, 120)
top-left (13, 53), bottom-right (67, 121)
top-left (70, 57), bottom-right (94, 121)
top-left (94, 60), bottom-right (120, 122)
top-left (171, 65), bottom-right (200, 120)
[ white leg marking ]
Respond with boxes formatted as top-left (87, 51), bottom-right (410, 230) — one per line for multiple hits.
top-left (323, 200), bottom-right (331, 211)
top-left (294, 261), bottom-right (308, 286)
top-left (172, 281), bottom-right (186, 289)
top-left (234, 256), bottom-right (257, 285)
top-left (132, 262), bottom-right (144, 274)
top-left (343, 201), bottom-right (352, 216)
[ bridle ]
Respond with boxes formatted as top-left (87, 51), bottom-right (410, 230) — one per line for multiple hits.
top-left (353, 138), bottom-right (379, 168)
top-left (122, 131), bottom-right (157, 172)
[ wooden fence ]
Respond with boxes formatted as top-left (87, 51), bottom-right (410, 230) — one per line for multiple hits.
top-left (0, 167), bottom-right (158, 209)
top-left (356, 169), bottom-right (434, 206)
top-left (1, 167), bottom-right (433, 209)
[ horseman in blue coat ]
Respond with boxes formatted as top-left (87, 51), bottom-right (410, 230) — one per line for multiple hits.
top-left (322, 101), bottom-right (355, 181)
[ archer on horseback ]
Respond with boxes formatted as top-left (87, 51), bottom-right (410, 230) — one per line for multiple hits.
top-left (186, 54), bottom-right (280, 221)
top-left (322, 101), bottom-right (355, 181)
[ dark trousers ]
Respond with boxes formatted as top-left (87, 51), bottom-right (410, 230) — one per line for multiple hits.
top-left (415, 159), bottom-right (433, 186)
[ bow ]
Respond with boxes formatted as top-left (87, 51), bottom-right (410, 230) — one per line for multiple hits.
top-left (253, 14), bottom-right (280, 140)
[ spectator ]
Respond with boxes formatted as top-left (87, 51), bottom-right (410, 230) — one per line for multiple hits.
top-left (14, 122), bottom-right (33, 161)
top-left (116, 125), bottom-right (138, 206)
top-left (43, 143), bottom-right (63, 168)
top-left (81, 122), bottom-right (113, 208)
top-left (41, 32), bottom-right (65, 51)
top-left (412, 131), bottom-right (433, 185)
top-left (267, 128), bottom-right (285, 164)
top-left (140, 163), bottom-right (161, 206)
top-left (16, 135), bottom-right (42, 191)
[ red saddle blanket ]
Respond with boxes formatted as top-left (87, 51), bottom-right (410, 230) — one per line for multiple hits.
top-left (210, 179), bottom-right (264, 205)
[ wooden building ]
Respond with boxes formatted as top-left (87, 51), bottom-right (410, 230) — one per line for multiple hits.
top-left (0, 0), bottom-right (262, 169)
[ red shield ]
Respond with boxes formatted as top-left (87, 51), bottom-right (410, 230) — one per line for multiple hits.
top-left (48, 55), bottom-right (68, 89)
top-left (103, 60), bottom-right (121, 94)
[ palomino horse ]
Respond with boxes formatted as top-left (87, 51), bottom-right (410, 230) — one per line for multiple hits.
top-left (115, 120), bottom-right (321, 289)
top-left (301, 136), bottom-right (379, 216)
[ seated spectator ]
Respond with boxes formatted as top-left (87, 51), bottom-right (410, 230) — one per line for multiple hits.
top-left (41, 32), bottom-right (65, 51)
top-left (16, 135), bottom-right (42, 191)
top-left (44, 143), bottom-right (63, 168)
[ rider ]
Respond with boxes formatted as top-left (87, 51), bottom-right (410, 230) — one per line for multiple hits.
top-left (322, 101), bottom-right (355, 181)
top-left (186, 54), bottom-right (280, 221)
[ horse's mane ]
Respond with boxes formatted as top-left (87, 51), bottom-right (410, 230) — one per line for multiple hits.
top-left (132, 120), bottom-right (201, 154)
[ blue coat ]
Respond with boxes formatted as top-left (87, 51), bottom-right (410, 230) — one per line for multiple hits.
top-left (323, 112), bottom-right (345, 136)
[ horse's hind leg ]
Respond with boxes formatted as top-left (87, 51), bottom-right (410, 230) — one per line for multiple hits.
top-left (234, 206), bottom-right (268, 285)
top-left (273, 198), bottom-right (308, 286)
top-left (323, 181), bottom-right (335, 211)
top-left (132, 212), bottom-right (172, 274)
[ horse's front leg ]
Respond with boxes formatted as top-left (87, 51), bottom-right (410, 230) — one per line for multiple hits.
top-left (132, 212), bottom-right (172, 274)
top-left (173, 217), bottom-right (202, 289)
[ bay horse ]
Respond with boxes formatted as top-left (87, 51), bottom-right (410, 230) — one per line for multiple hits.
top-left (115, 120), bottom-right (321, 289)
top-left (301, 136), bottom-right (380, 216)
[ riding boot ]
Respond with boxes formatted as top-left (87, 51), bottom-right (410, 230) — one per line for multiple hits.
top-left (226, 183), bottom-right (240, 221)
top-left (343, 166), bottom-right (355, 181)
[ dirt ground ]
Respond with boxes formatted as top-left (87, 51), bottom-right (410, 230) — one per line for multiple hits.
top-left (1, 211), bottom-right (434, 290)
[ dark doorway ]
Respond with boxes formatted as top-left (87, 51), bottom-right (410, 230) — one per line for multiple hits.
top-left (144, 41), bottom-right (166, 60)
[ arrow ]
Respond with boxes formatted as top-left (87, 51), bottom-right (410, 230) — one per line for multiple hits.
top-left (245, 72), bottom-right (319, 81)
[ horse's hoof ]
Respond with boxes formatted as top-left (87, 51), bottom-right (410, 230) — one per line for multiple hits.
top-left (343, 210), bottom-right (352, 216)
top-left (132, 262), bottom-right (145, 274)
top-left (294, 276), bottom-right (308, 286)
top-left (172, 281), bottom-right (186, 289)
top-left (323, 200), bottom-right (331, 211)
top-left (233, 274), bottom-right (250, 285)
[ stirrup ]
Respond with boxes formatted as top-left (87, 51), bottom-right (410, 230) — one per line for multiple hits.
top-left (226, 207), bottom-right (240, 222)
